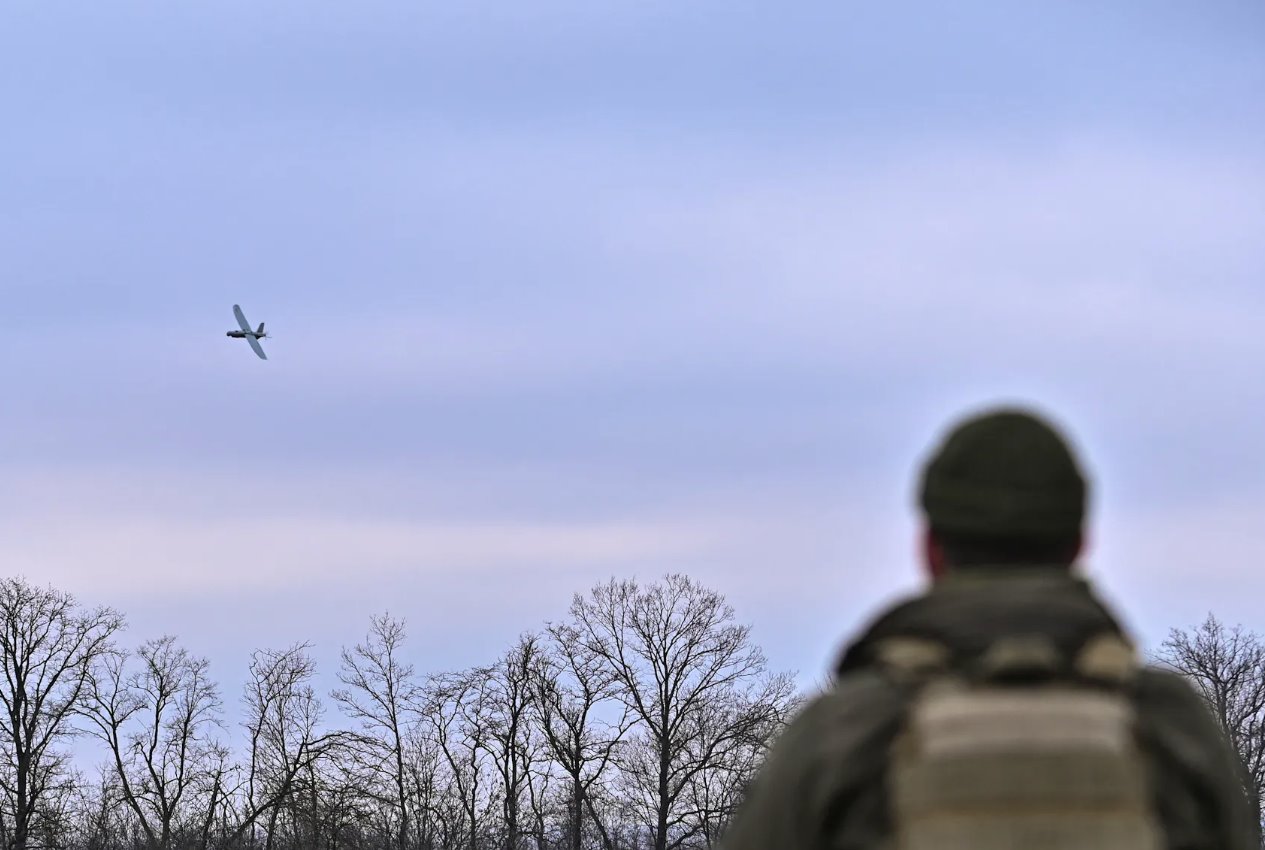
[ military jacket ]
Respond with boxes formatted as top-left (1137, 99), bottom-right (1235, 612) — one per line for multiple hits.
top-left (720, 569), bottom-right (1261, 850)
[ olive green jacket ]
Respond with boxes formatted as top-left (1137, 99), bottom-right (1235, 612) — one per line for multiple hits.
top-left (721, 570), bottom-right (1261, 850)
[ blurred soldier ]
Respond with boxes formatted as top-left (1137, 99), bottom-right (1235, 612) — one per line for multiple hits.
top-left (722, 406), bottom-right (1260, 850)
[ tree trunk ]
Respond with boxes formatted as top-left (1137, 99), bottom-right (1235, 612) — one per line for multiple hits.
top-left (572, 776), bottom-right (583, 850)
top-left (12, 747), bottom-right (29, 850)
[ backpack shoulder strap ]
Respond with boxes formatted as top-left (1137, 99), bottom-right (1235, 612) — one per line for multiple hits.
top-left (871, 637), bottom-right (952, 683)
top-left (1073, 632), bottom-right (1140, 685)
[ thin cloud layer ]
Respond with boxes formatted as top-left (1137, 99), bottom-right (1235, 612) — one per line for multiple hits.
top-left (0, 0), bottom-right (1262, 692)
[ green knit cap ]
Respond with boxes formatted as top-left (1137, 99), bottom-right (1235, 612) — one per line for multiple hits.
top-left (918, 407), bottom-right (1088, 538)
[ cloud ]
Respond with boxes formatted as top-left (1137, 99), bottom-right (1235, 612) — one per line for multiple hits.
top-left (0, 432), bottom-right (1257, 690)
top-left (23, 132), bottom-right (1258, 392)
top-left (1, 131), bottom-right (1258, 528)
top-left (1, 0), bottom-right (1262, 702)
top-left (5, 0), bottom-right (1260, 140)
top-left (0, 461), bottom-right (899, 603)
top-left (4, 134), bottom-right (1262, 524)
top-left (0, 512), bottom-right (718, 598)
top-left (1088, 495), bottom-right (1265, 651)
top-left (606, 137), bottom-right (1264, 336)
top-left (0, 459), bottom-right (911, 691)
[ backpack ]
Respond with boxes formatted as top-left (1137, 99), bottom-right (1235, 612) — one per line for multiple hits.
top-left (877, 632), bottom-right (1163, 850)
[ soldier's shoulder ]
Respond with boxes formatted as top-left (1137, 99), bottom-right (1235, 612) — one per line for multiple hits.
top-left (1130, 665), bottom-right (1235, 764)
top-left (719, 671), bottom-right (909, 850)
top-left (803, 668), bottom-right (907, 716)
top-left (1129, 666), bottom-right (1260, 848)
top-left (779, 669), bottom-right (908, 759)
top-left (1131, 664), bottom-right (1211, 713)
top-left (751, 671), bottom-right (908, 814)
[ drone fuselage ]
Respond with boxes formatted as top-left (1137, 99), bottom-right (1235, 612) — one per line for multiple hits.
top-left (229, 306), bottom-right (269, 359)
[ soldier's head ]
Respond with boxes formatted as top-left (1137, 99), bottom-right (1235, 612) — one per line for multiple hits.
top-left (916, 406), bottom-right (1089, 578)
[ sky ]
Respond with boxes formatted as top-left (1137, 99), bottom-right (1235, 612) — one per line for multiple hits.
top-left (1, 1), bottom-right (1264, 736)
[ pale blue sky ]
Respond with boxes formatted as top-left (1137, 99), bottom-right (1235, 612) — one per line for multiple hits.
top-left (1, 2), bottom-right (1263, 719)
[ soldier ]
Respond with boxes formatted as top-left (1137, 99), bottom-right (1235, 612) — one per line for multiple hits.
top-left (721, 406), bottom-right (1260, 850)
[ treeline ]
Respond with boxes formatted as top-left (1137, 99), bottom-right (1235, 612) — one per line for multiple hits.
top-left (0, 574), bottom-right (799, 850)
top-left (3, 572), bottom-right (1262, 850)
top-left (1154, 614), bottom-right (1265, 820)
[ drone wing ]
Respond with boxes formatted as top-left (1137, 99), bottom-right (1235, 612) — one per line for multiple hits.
top-left (246, 335), bottom-right (267, 360)
top-left (233, 304), bottom-right (253, 334)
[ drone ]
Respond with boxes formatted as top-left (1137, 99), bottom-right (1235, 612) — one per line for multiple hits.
top-left (226, 304), bottom-right (269, 360)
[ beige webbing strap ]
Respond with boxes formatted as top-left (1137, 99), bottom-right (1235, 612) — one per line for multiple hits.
top-left (975, 635), bottom-right (1062, 679)
top-left (873, 638), bottom-right (950, 682)
top-left (1075, 633), bottom-right (1139, 684)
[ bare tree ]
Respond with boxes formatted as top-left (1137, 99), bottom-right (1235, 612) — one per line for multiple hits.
top-left (64, 765), bottom-right (130, 850)
top-left (332, 614), bottom-right (421, 850)
top-left (674, 677), bottom-right (795, 846)
top-left (569, 575), bottom-right (795, 850)
top-left (1157, 613), bottom-right (1265, 821)
top-left (80, 648), bottom-right (146, 845)
top-left (193, 742), bottom-right (230, 850)
top-left (288, 744), bottom-right (380, 850)
top-left (531, 622), bottom-right (632, 850)
top-left (424, 671), bottom-right (493, 850)
top-left (521, 759), bottom-right (558, 850)
top-left (0, 577), bottom-right (124, 850)
top-left (479, 634), bottom-right (545, 850)
top-left (0, 573), bottom-right (813, 850)
top-left (220, 642), bottom-right (345, 850)
top-left (401, 729), bottom-right (449, 850)
top-left (81, 636), bottom-right (224, 850)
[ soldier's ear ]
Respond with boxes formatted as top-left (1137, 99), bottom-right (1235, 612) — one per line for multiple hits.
top-left (1071, 530), bottom-right (1086, 567)
top-left (922, 524), bottom-right (947, 581)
